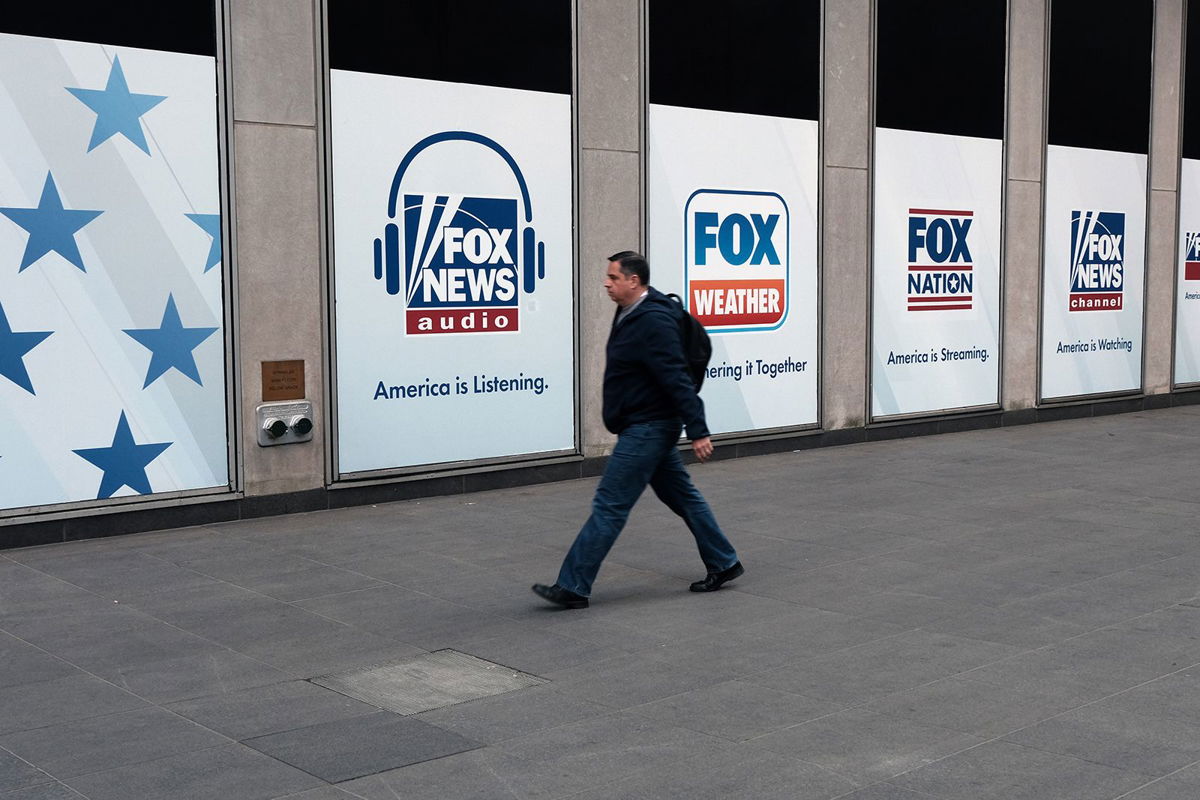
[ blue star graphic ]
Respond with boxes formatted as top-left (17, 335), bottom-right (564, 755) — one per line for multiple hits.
top-left (66, 55), bottom-right (166, 155)
top-left (73, 411), bottom-right (172, 499)
top-left (185, 213), bottom-right (222, 272)
top-left (0, 301), bottom-right (52, 395)
top-left (124, 294), bottom-right (219, 388)
top-left (0, 173), bottom-right (103, 272)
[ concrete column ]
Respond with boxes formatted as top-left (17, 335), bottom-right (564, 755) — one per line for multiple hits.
top-left (821, 0), bottom-right (873, 429)
top-left (1001, 0), bottom-right (1047, 410)
top-left (576, 0), bottom-right (643, 456)
top-left (1145, 0), bottom-right (1184, 394)
top-left (229, 0), bottom-right (324, 495)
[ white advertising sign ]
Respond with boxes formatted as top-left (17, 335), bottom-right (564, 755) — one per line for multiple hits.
top-left (871, 128), bottom-right (1002, 418)
top-left (1040, 145), bottom-right (1146, 400)
top-left (648, 104), bottom-right (819, 433)
top-left (331, 72), bottom-right (574, 473)
top-left (0, 33), bottom-right (227, 510)
top-left (1175, 157), bottom-right (1200, 386)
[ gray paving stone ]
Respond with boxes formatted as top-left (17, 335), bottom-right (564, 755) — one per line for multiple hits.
top-left (891, 740), bottom-right (1150, 800)
top-left (106, 646), bottom-right (291, 704)
top-left (741, 607), bottom-right (910, 660)
top-left (563, 746), bottom-right (859, 799)
top-left (273, 789), bottom-right (360, 800)
top-left (414, 684), bottom-right (610, 744)
top-left (0, 706), bottom-right (228, 779)
top-left (1002, 704), bottom-right (1200, 778)
top-left (630, 679), bottom-right (842, 742)
top-left (5, 551), bottom-right (218, 600)
top-left (63, 743), bottom-right (321, 800)
top-left (546, 651), bottom-right (727, 708)
top-left (0, 751), bottom-right (50, 795)
top-left (296, 586), bottom-right (524, 651)
top-left (0, 633), bottom-right (80, 690)
top-left (1119, 766), bottom-right (1200, 800)
top-left (0, 675), bottom-right (147, 735)
top-left (166, 680), bottom-right (379, 740)
top-left (0, 782), bottom-right (85, 799)
top-left (831, 784), bottom-right (943, 800)
top-left (243, 710), bottom-right (478, 783)
top-left (751, 707), bottom-right (982, 783)
top-left (749, 630), bottom-right (1019, 705)
top-left (963, 628), bottom-right (1200, 706)
top-left (864, 677), bottom-right (1080, 739)
top-left (1099, 667), bottom-right (1200, 724)
top-left (336, 748), bottom-right (538, 800)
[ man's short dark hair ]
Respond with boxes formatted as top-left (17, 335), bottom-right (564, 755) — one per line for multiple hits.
top-left (608, 251), bottom-right (650, 285)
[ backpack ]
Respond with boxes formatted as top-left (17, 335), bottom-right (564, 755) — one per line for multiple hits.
top-left (664, 293), bottom-right (712, 390)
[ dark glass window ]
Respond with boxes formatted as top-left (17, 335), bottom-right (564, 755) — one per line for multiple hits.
top-left (1048, 0), bottom-right (1153, 154)
top-left (876, 0), bottom-right (1007, 139)
top-left (649, 0), bottom-right (819, 120)
top-left (1, 2), bottom-right (216, 57)
top-left (1184, 0), bottom-right (1200, 159)
top-left (329, 1), bottom-right (571, 95)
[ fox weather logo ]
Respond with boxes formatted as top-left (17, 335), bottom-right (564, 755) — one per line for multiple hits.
top-left (373, 132), bottom-right (546, 335)
top-left (1069, 210), bottom-right (1124, 312)
top-left (684, 189), bottom-right (788, 333)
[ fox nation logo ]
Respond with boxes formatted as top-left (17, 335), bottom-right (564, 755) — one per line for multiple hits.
top-left (373, 132), bottom-right (546, 335)
top-left (1069, 210), bottom-right (1124, 312)
top-left (684, 189), bottom-right (788, 332)
top-left (906, 209), bottom-right (974, 311)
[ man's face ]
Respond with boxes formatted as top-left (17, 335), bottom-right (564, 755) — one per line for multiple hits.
top-left (604, 261), bottom-right (642, 307)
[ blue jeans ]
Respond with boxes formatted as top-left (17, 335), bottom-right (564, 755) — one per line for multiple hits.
top-left (556, 419), bottom-right (738, 597)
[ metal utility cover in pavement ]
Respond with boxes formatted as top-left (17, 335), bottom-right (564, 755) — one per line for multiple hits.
top-left (310, 650), bottom-right (547, 715)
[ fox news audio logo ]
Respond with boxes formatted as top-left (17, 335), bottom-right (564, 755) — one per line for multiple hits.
top-left (684, 189), bottom-right (788, 332)
top-left (1185, 231), bottom-right (1200, 281)
top-left (906, 208), bottom-right (973, 311)
top-left (1069, 210), bottom-right (1124, 312)
top-left (373, 132), bottom-right (547, 335)
top-left (397, 194), bottom-right (519, 334)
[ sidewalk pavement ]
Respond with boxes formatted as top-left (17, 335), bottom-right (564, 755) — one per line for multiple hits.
top-left (2, 406), bottom-right (1199, 800)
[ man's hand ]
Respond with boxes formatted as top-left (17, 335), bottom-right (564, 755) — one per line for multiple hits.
top-left (692, 436), bottom-right (714, 463)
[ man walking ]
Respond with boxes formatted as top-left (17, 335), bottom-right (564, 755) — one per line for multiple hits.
top-left (532, 251), bottom-right (743, 609)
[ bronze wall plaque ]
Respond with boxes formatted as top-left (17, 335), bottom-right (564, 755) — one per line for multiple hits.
top-left (262, 360), bottom-right (305, 401)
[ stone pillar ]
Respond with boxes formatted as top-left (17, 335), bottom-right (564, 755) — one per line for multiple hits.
top-left (821, 0), bottom-right (873, 429)
top-left (229, 0), bottom-right (325, 495)
top-left (1145, 0), bottom-right (1185, 394)
top-left (1001, 0), bottom-right (1046, 410)
top-left (576, 0), bottom-right (643, 456)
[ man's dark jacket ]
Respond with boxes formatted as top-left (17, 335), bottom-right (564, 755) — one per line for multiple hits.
top-left (602, 287), bottom-right (709, 440)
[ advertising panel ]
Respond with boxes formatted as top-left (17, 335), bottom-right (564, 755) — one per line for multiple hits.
top-left (331, 72), bottom-right (574, 472)
top-left (648, 104), bottom-right (819, 433)
top-left (0, 32), bottom-right (227, 510)
top-left (1040, 145), bottom-right (1146, 399)
top-left (871, 128), bottom-right (1002, 417)
top-left (1175, 158), bottom-right (1200, 385)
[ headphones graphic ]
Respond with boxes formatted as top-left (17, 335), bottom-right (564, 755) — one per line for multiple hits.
top-left (373, 131), bottom-right (546, 297)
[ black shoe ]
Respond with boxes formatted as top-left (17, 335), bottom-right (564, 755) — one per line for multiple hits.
top-left (690, 561), bottom-right (744, 592)
top-left (532, 583), bottom-right (589, 609)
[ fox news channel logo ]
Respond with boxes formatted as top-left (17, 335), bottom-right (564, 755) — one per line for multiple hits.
top-left (683, 189), bottom-right (788, 333)
top-left (1069, 210), bottom-right (1124, 312)
top-left (906, 208), bottom-right (973, 311)
top-left (1185, 231), bottom-right (1200, 281)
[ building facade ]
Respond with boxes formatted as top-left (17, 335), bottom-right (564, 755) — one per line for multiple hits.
top-left (1, 0), bottom-right (1197, 548)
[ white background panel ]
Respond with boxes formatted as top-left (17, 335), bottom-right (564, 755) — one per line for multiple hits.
top-left (871, 128), bottom-right (1002, 418)
top-left (648, 104), bottom-right (818, 434)
top-left (1041, 145), bottom-right (1146, 399)
top-left (331, 72), bottom-right (574, 473)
